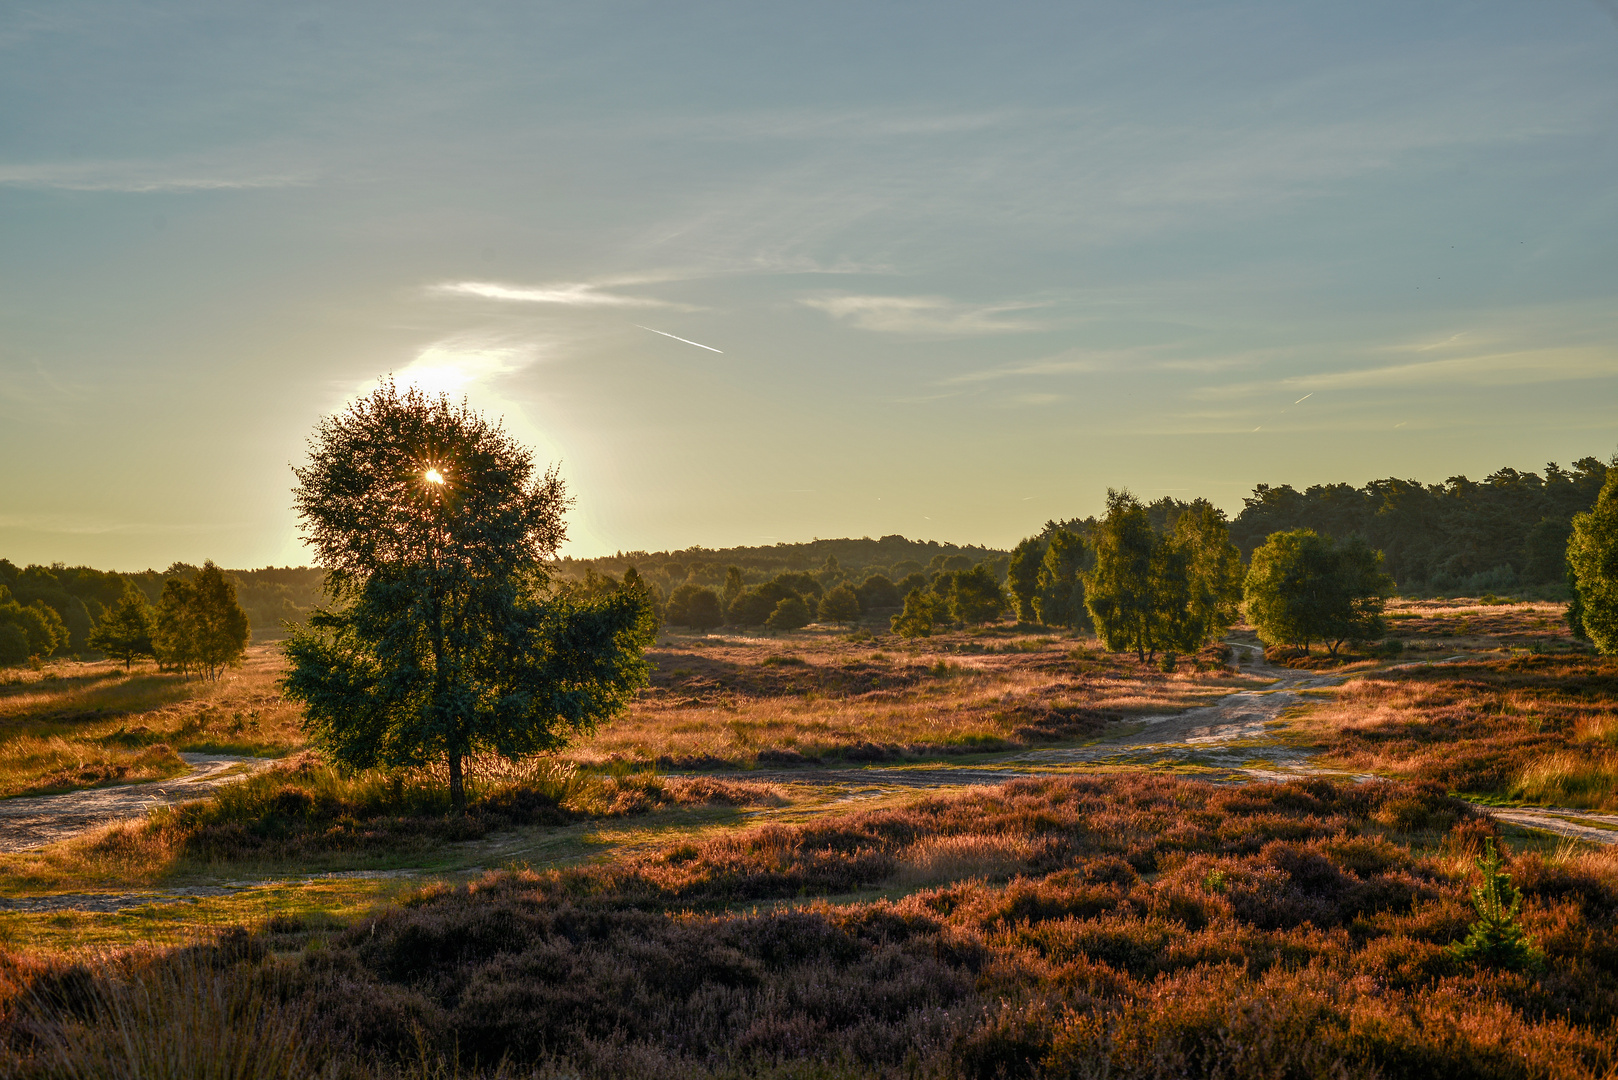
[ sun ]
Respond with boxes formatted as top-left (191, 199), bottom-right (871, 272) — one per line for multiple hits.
top-left (424, 468), bottom-right (445, 485)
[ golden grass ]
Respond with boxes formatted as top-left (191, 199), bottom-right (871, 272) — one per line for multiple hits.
top-left (569, 630), bottom-right (1266, 768)
top-left (0, 645), bottom-right (304, 798)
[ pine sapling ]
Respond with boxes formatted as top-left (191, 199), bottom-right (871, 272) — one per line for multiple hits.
top-left (1449, 838), bottom-right (1544, 971)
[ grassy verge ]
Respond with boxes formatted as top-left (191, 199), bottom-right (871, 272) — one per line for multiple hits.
top-left (5, 773), bottom-right (1615, 1078)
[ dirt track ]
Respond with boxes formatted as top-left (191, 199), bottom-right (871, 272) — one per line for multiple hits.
top-left (0, 752), bottom-right (278, 854)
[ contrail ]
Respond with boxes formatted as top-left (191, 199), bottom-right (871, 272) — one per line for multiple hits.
top-left (634, 324), bottom-right (723, 353)
top-left (1294, 393), bottom-right (1313, 404)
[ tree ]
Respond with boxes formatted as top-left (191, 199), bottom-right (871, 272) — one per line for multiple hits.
top-left (666, 583), bottom-right (724, 631)
top-left (1244, 529), bottom-right (1393, 656)
top-left (1034, 530), bottom-right (1087, 629)
top-left (1168, 500), bottom-right (1245, 650)
top-left (948, 565), bottom-right (1007, 625)
top-left (818, 583), bottom-right (861, 625)
top-left (89, 584), bottom-right (156, 670)
top-left (1568, 466), bottom-right (1618, 654)
top-left (765, 595), bottom-right (811, 631)
top-left (0, 587), bottom-right (68, 661)
top-left (282, 381), bottom-right (654, 810)
top-left (722, 566), bottom-right (745, 608)
top-left (891, 587), bottom-right (944, 638)
top-left (1006, 537), bottom-right (1045, 623)
top-left (153, 578), bottom-right (200, 674)
top-left (190, 562), bottom-right (251, 680)
top-left (1084, 491), bottom-right (1160, 661)
top-left (854, 574), bottom-right (901, 613)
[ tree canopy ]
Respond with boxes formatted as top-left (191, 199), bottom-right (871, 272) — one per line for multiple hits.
top-left (1243, 529), bottom-right (1394, 655)
top-left (1567, 468), bottom-right (1618, 654)
top-left (88, 584), bottom-right (155, 670)
top-left (282, 381), bottom-right (654, 809)
top-left (1033, 530), bottom-right (1087, 629)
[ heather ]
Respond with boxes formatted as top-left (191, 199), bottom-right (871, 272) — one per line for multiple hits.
top-left (8, 774), bottom-right (1617, 1079)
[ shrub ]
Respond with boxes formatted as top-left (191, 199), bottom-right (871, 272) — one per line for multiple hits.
top-left (765, 596), bottom-right (811, 631)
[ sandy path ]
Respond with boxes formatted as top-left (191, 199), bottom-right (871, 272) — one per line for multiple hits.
top-left (0, 752), bottom-right (279, 854)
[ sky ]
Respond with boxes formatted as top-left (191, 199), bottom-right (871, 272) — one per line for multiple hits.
top-left (2, 1), bottom-right (1616, 570)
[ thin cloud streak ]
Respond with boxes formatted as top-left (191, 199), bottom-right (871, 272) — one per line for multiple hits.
top-left (634, 325), bottom-right (723, 353)
top-left (436, 280), bottom-right (691, 309)
top-left (803, 294), bottom-right (1050, 336)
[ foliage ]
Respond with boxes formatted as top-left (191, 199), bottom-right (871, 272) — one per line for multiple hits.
top-left (817, 583), bottom-right (861, 624)
top-left (0, 587), bottom-right (68, 663)
top-left (152, 563), bottom-right (251, 680)
top-left (944, 564), bottom-right (1007, 625)
top-left (86, 584), bottom-right (155, 670)
top-left (1244, 529), bottom-right (1394, 655)
top-left (1032, 529), bottom-right (1087, 628)
top-left (1449, 839), bottom-right (1545, 971)
top-left (281, 381), bottom-right (654, 809)
top-left (891, 587), bottom-right (945, 638)
top-left (1170, 499), bottom-right (1246, 647)
top-left (764, 595), bottom-right (811, 631)
top-left (854, 573), bottom-right (901, 613)
top-left (1229, 456), bottom-right (1611, 592)
top-left (665, 583), bottom-right (724, 631)
top-left (725, 587), bottom-right (777, 627)
top-left (1567, 466), bottom-right (1618, 654)
top-left (1006, 536), bottom-right (1045, 622)
top-left (1084, 490), bottom-right (1163, 660)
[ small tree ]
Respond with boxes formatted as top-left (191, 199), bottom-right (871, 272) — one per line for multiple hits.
top-left (153, 579), bottom-right (200, 675)
top-left (1167, 500), bottom-right (1245, 651)
top-left (1034, 530), bottom-right (1087, 629)
top-left (1449, 839), bottom-right (1543, 971)
top-left (191, 562), bottom-right (251, 680)
top-left (283, 381), bottom-right (654, 810)
top-left (722, 566), bottom-right (745, 608)
top-left (667, 583), bottom-right (724, 631)
top-left (89, 584), bottom-right (156, 670)
top-left (0, 588), bottom-right (68, 661)
top-left (727, 587), bottom-right (778, 627)
top-left (1006, 537), bottom-right (1045, 623)
top-left (818, 583), bottom-right (861, 625)
top-left (1085, 491), bottom-right (1159, 661)
top-left (1244, 530), bottom-right (1392, 656)
top-left (1567, 466), bottom-right (1618, 654)
top-left (765, 595), bottom-right (811, 631)
top-left (891, 588), bottom-right (943, 638)
top-left (949, 565), bottom-right (1007, 625)
top-left (854, 574), bottom-right (901, 613)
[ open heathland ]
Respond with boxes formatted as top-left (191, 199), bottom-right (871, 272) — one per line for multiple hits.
top-left (6, 774), bottom-right (1618, 1079)
top-left (0, 645), bottom-right (300, 799)
top-left (569, 629), bottom-right (1259, 769)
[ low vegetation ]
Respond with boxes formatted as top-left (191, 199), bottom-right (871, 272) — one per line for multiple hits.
top-left (7, 774), bottom-right (1616, 1078)
top-left (571, 631), bottom-right (1256, 769)
top-left (0, 646), bottom-right (301, 798)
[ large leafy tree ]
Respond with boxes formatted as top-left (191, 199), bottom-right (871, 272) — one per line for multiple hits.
top-left (1567, 467), bottom-right (1618, 654)
top-left (947, 565), bottom-right (1007, 625)
top-left (1169, 500), bottom-right (1246, 651)
top-left (89, 583), bottom-right (156, 670)
top-left (1244, 529), bottom-right (1393, 656)
top-left (282, 382), bottom-right (654, 809)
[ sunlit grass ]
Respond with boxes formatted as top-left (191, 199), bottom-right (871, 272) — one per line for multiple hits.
top-left (0, 646), bottom-right (304, 798)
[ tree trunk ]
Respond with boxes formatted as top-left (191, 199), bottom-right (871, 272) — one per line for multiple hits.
top-left (448, 752), bottom-right (465, 812)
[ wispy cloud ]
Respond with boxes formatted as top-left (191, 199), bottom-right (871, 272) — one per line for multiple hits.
top-left (386, 335), bottom-right (545, 397)
top-left (942, 349), bottom-right (1124, 385)
top-left (435, 280), bottom-right (693, 310)
top-left (803, 294), bottom-right (1048, 335)
top-left (0, 160), bottom-right (310, 192)
top-left (1205, 347), bottom-right (1618, 399)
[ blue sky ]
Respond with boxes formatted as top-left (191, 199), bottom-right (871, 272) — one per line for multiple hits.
top-left (3, 1), bottom-right (1616, 569)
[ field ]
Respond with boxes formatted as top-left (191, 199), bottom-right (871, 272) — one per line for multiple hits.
top-left (3, 600), bottom-right (1618, 1077)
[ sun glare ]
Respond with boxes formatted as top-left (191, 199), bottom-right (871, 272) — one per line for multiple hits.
top-left (424, 468), bottom-right (445, 485)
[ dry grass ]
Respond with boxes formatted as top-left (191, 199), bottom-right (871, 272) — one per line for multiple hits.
top-left (6, 774), bottom-right (1615, 1079)
top-left (0, 645), bottom-right (304, 798)
top-left (569, 629), bottom-right (1263, 769)
top-left (1290, 650), bottom-right (1618, 809)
